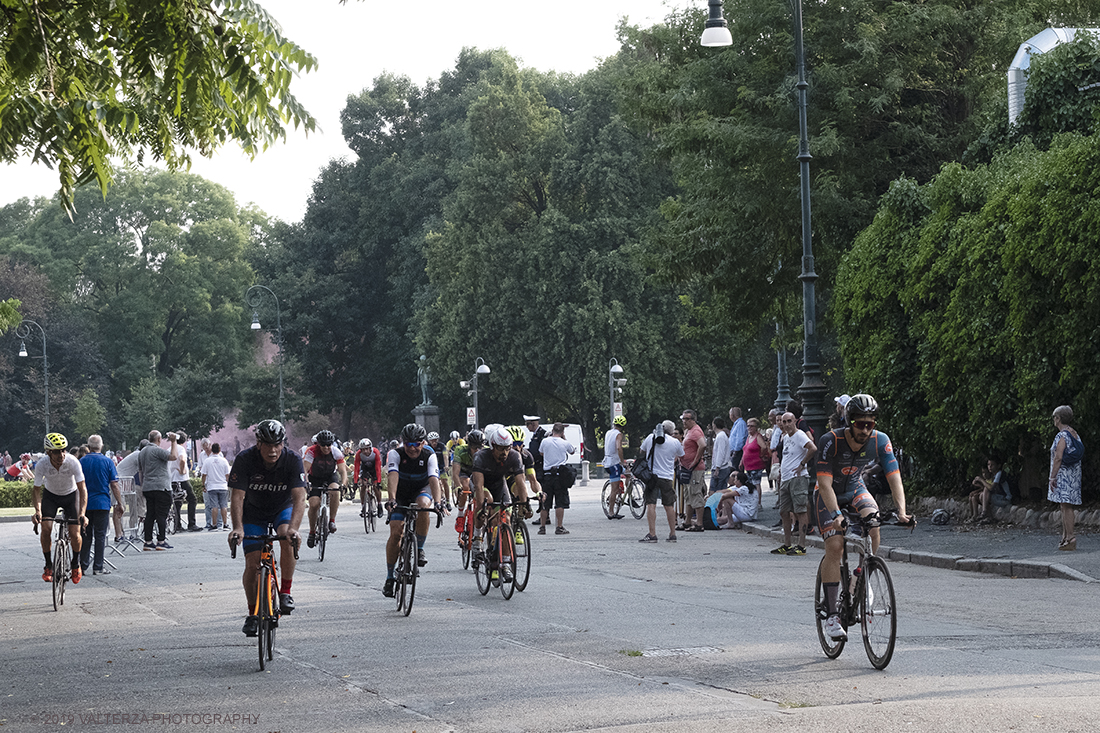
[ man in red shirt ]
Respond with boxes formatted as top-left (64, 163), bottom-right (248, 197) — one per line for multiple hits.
top-left (679, 410), bottom-right (709, 531)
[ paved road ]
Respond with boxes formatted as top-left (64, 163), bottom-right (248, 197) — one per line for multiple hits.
top-left (3, 485), bottom-right (1098, 732)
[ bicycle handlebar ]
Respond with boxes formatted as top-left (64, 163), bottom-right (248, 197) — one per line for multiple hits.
top-left (229, 534), bottom-right (300, 560)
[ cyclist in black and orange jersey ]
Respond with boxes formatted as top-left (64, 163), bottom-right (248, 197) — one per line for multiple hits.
top-left (303, 430), bottom-right (348, 547)
top-left (814, 394), bottom-right (911, 642)
top-left (451, 429), bottom-right (484, 512)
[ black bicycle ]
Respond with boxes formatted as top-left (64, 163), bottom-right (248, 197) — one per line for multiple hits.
top-left (388, 503), bottom-right (444, 616)
top-left (231, 524), bottom-right (299, 671)
top-left (34, 516), bottom-right (72, 612)
top-left (814, 510), bottom-right (912, 670)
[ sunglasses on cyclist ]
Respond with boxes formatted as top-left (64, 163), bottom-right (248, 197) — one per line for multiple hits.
top-left (405, 441), bottom-right (422, 448)
top-left (852, 420), bottom-right (876, 430)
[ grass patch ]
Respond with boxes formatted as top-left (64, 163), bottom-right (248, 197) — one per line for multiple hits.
top-left (619, 649), bottom-right (644, 657)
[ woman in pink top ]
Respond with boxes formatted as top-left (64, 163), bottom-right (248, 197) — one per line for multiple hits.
top-left (739, 418), bottom-right (770, 489)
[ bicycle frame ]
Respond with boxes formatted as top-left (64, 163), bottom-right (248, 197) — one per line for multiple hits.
top-left (473, 501), bottom-right (516, 600)
top-left (232, 524), bottom-right (298, 671)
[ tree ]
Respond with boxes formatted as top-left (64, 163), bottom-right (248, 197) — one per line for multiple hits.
top-left (121, 377), bottom-right (168, 441)
top-left (73, 388), bottom-right (107, 439)
top-left (0, 0), bottom-right (318, 212)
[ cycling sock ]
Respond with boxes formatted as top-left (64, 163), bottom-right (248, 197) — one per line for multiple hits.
top-left (71, 558), bottom-right (80, 570)
top-left (280, 578), bottom-right (292, 594)
top-left (43, 550), bottom-right (52, 567)
top-left (416, 534), bottom-right (426, 551)
top-left (386, 563), bottom-right (395, 580)
top-left (823, 582), bottom-right (840, 614)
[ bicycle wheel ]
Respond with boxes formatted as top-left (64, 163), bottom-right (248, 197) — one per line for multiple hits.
top-left (461, 509), bottom-right (473, 570)
top-left (814, 557), bottom-right (846, 659)
top-left (52, 538), bottom-right (67, 611)
top-left (498, 519), bottom-right (516, 600)
top-left (257, 569), bottom-right (271, 670)
top-left (367, 492), bottom-right (377, 533)
top-left (628, 479), bottom-right (646, 519)
top-left (861, 557), bottom-right (897, 670)
top-left (513, 519), bottom-right (531, 592)
top-left (317, 505), bottom-right (328, 562)
top-left (402, 532), bottom-right (417, 617)
top-left (166, 506), bottom-right (178, 536)
top-left (394, 533), bottom-right (408, 613)
top-left (266, 571), bottom-right (278, 662)
top-left (473, 528), bottom-right (491, 595)
top-left (600, 481), bottom-right (613, 518)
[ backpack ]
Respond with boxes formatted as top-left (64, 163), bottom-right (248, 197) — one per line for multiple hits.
top-left (1061, 432), bottom-right (1084, 466)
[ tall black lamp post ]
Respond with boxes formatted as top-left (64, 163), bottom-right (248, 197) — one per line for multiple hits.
top-left (701, 0), bottom-right (827, 437)
top-left (16, 319), bottom-right (49, 434)
top-left (246, 285), bottom-right (285, 424)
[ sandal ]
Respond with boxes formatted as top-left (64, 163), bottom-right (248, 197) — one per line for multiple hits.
top-left (1059, 537), bottom-right (1077, 551)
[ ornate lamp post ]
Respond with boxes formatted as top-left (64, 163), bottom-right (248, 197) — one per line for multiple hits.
top-left (608, 358), bottom-right (626, 426)
top-left (246, 285), bottom-right (285, 424)
top-left (460, 357), bottom-right (491, 429)
top-left (701, 0), bottom-right (827, 437)
top-left (16, 319), bottom-right (49, 434)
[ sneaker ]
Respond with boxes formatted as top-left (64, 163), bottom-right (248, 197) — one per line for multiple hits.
top-left (328, 522), bottom-right (337, 534)
top-left (71, 567), bottom-right (82, 584)
top-left (531, 519), bottom-right (543, 526)
top-left (789, 545), bottom-right (807, 556)
top-left (770, 544), bottom-right (791, 555)
top-left (306, 533), bottom-right (316, 549)
top-left (555, 526), bottom-right (569, 535)
top-left (771, 520), bottom-right (783, 528)
top-left (143, 542), bottom-right (156, 551)
top-left (187, 525), bottom-right (202, 532)
top-left (93, 568), bottom-right (112, 575)
top-left (824, 615), bottom-right (847, 641)
top-left (42, 567), bottom-right (53, 582)
top-left (666, 533), bottom-right (677, 543)
top-left (114, 536), bottom-right (124, 544)
top-left (156, 541), bottom-right (172, 550)
top-left (515, 529), bottom-right (524, 545)
top-left (537, 526), bottom-right (546, 535)
top-left (242, 616), bottom-right (259, 637)
top-left (207, 525), bottom-right (218, 532)
top-left (639, 534), bottom-right (658, 543)
top-left (382, 579), bottom-right (395, 598)
top-left (279, 593), bottom-right (295, 614)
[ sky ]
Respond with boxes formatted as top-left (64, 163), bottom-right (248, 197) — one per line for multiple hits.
top-left (0, 0), bottom-right (685, 224)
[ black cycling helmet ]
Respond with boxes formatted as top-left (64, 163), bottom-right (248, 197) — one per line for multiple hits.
top-left (255, 419), bottom-right (286, 444)
top-left (315, 429), bottom-right (336, 446)
top-left (401, 423), bottom-right (427, 444)
top-left (467, 429), bottom-right (485, 447)
top-left (845, 394), bottom-right (879, 423)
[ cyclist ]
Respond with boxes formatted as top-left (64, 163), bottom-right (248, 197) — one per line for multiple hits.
top-left (228, 419), bottom-right (307, 636)
top-left (426, 432), bottom-right (452, 509)
top-left (814, 394), bottom-right (911, 642)
top-left (451, 429), bottom-right (484, 512)
top-left (353, 438), bottom-right (383, 519)
top-left (603, 416), bottom-right (628, 519)
top-left (303, 430), bottom-right (348, 547)
top-left (471, 426), bottom-right (527, 581)
top-left (506, 425), bottom-right (538, 509)
top-left (32, 433), bottom-right (88, 584)
top-left (382, 423), bottom-right (443, 598)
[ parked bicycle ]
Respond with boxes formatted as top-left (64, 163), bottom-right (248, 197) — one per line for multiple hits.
top-left (601, 460), bottom-right (645, 519)
top-left (231, 523), bottom-right (298, 671)
top-left (472, 501), bottom-right (517, 600)
top-left (388, 504), bottom-right (444, 616)
top-left (814, 510), bottom-right (913, 670)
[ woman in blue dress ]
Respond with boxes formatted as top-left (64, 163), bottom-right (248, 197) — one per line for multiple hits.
top-left (1048, 405), bottom-right (1082, 551)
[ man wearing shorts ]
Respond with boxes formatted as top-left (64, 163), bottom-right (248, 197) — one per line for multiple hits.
top-left (537, 423), bottom-right (576, 535)
top-left (228, 420), bottom-right (307, 636)
top-left (638, 420), bottom-right (684, 543)
top-left (382, 423), bottom-right (442, 598)
top-left (200, 443), bottom-right (232, 530)
top-left (303, 430), bottom-right (347, 546)
top-left (33, 433), bottom-right (88, 584)
top-left (679, 409), bottom-right (708, 531)
top-left (771, 412), bottom-right (816, 556)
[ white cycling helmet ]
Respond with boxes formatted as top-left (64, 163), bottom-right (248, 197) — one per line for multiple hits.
top-left (487, 425), bottom-right (512, 448)
top-left (359, 438), bottom-right (372, 450)
top-left (449, 431), bottom-right (460, 441)
top-left (427, 431), bottom-right (440, 441)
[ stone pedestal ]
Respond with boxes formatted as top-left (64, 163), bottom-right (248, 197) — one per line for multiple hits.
top-left (412, 404), bottom-right (441, 437)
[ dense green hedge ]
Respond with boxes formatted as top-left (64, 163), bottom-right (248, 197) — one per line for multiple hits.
top-left (0, 480), bottom-right (34, 509)
top-left (834, 134), bottom-right (1100, 498)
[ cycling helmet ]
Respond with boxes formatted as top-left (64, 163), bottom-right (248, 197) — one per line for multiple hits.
top-left (506, 425), bottom-right (526, 444)
top-left (449, 431), bottom-right (460, 441)
top-left (401, 423), bottom-right (427, 444)
top-left (44, 433), bottom-right (68, 451)
top-left (359, 438), bottom-right (372, 450)
top-left (427, 431), bottom-right (440, 442)
top-left (467, 429), bottom-right (485, 447)
top-left (488, 425), bottom-right (512, 448)
top-left (931, 508), bottom-right (950, 526)
top-left (255, 419), bottom-right (286, 444)
top-left (20, 453), bottom-right (31, 461)
top-left (845, 394), bottom-right (879, 422)
top-left (613, 415), bottom-right (627, 427)
top-left (315, 430), bottom-right (336, 446)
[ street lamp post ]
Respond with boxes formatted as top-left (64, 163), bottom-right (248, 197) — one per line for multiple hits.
top-left (701, 0), bottom-right (827, 438)
top-left (608, 358), bottom-right (625, 426)
top-left (16, 319), bottom-right (48, 434)
top-left (246, 285), bottom-right (285, 424)
top-left (461, 357), bottom-right (491, 429)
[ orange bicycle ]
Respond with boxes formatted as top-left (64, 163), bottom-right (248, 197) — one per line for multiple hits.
top-left (231, 523), bottom-right (298, 670)
top-left (472, 501), bottom-right (517, 599)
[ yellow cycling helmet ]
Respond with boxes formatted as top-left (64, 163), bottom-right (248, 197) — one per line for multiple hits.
top-left (44, 432), bottom-right (68, 451)
top-left (506, 425), bottom-right (526, 444)
top-left (613, 415), bottom-right (627, 427)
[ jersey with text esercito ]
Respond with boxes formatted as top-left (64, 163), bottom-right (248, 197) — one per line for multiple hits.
top-left (229, 446), bottom-right (307, 517)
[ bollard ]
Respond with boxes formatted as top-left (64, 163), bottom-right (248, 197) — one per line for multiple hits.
top-left (581, 460), bottom-right (589, 486)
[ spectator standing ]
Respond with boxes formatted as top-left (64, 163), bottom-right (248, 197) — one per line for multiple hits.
top-left (638, 420), bottom-right (685, 543)
top-left (201, 443), bottom-right (232, 530)
top-left (169, 431), bottom-right (201, 532)
top-left (525, 415), bottom-right (546, 485)
top-left (1, 450), bottom-right (10, 470)
top-left (538, 422), bottom-right (576, 535)
top-left (138, 431), bottom-right (182, 550)
top-left (679, 410), bottom-right (708, 531)
top-left (771, 413), bottom-right (816, 556)
top-left (709, 417), bottom-right (731, 494)
top-left (78, 435), bottom-right (123, 575)
top-left (197, 439), bottom-right (214, 528)
top-left (114, 442), bottom-right (147, 542)
top-left (1049, 405), bottom-right (1083, 552)
top-left (728, 407), bottom-right (747, 469)
top-left (739, 417), bottom-right (769, 491)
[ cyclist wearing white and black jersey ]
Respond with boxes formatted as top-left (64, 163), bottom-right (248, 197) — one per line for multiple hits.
top-left (32, 433), bottom-right (88, 584)
top-left (382, 423), bottom-right (442, 598)
top-left (814, 394), bottom-right (911, 641)
top-left (303, 430), bottom-right (348, 547)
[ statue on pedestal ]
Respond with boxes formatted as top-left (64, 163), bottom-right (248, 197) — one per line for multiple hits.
top-left (415, 354), bottom-right (432, 406)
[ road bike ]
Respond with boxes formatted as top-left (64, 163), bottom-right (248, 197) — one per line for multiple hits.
top-left (388, 504), bottom-right (444, 616)
top-left (472, 501), bottom-right (517, 600)
top-left (34, 516), bottom-right (72, 611)
top-left (601, 462), bottom-right (645, 519)
top-left (231, 524), bottom-right (298, 671)
top-left (359, 481), bottom-right (379, 534)
top-left (814, 510), bottom-right (913, 670)
top-left (455, 482), bottom-right (476, 570)
top-left (315, 487), bottom-right (340, 561)
top-left (167, 484), bottom-right (187, 535)
top-left (507, 500), bottom-right (533, 592)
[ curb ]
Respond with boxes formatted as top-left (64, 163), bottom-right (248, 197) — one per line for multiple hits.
top-left (741, 522), bottom-right (1098, 583)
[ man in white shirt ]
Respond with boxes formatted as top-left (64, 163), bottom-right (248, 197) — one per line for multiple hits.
top-left (32, 433), bottom-right (87, 584)
top-left (538, 423), bottom-right (576, 535)
top-left (169, 430), bottom-right (201, 532)
top-left (200, 442), bottom-right (232, 530)
top-left (637, 420), bottom-right (685, 544)
top-left (772, 413), bottom-right (816, 556)
top-left (709, 417), bottom-right (731, 494)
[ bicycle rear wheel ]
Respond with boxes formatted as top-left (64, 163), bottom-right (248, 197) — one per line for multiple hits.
top-left (460, 509), bottom-right (474, 570)
top-left (861, 557), bottom-right (897, 670)
top-left (600, 481), bottom-right (614, 518)
top-left (628, 479), bottom-right (646, 519)
top-left (401, 531), bottom-right (417, 617)
top-left (513, 519), bottom-right (531, 592)
top-left (473, 528), bottom-right (491, 595)
top-left (317, 505), bottom-right (328, 562)
top-left (52, 538), bottom-right (68, 611)
top-left (499, 520), bottom-right (516, 600)
top-left (814, 557), bottom-right (845, 659)
top-left (257, 568), bottom-right (271, 670)
top-left (394, 534), bottom-right (408, 613)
